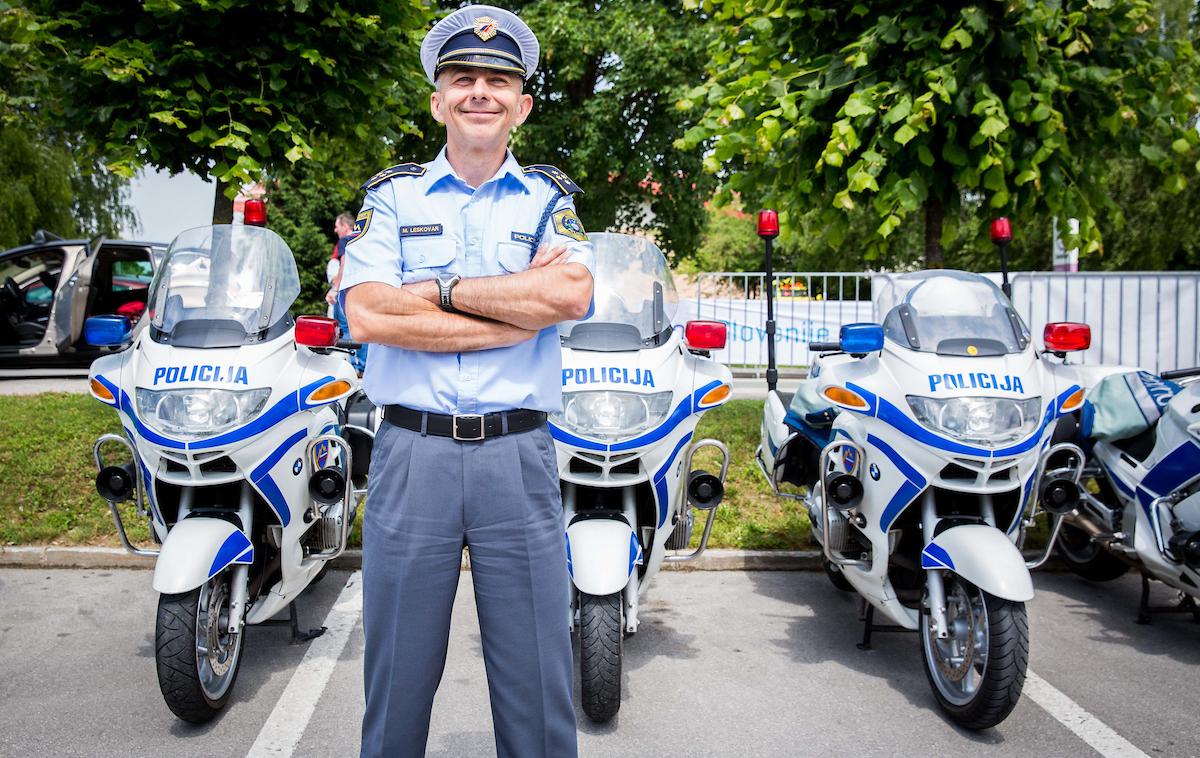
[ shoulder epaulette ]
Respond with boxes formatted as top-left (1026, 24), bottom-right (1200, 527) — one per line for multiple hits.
top-left (361, 162), bottom-right (427, 190)
top-left (523, 164), bottom-right (583, 195)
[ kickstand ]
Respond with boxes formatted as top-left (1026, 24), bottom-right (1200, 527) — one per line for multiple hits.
top-left (1137, 573), bottom-right (1200, 625)
top-left (857, 602), bottom-right (912, 650)
top-left (260, 601), bottom-right (327, 644)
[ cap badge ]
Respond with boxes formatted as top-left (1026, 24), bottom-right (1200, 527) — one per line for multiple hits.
top-left (473, 16), bottom-right (499, 41)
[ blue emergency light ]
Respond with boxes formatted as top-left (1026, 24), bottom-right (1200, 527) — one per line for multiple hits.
top-left (839, 323), bottom-right (885, 354)
top-left (84, 315), bottom-right (132, 347)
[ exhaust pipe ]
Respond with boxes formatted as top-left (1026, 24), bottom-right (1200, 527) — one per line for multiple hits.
top-left (1040, 477), bottom-right (1080, 515)
top-left (687, 470), bottom-right (724, 509)
top-left (95, 463), bottom-right (136, 503)
top-left (826, 473), bottom-right (863, 511)
top-left (308, 467), bottom-right (346, 506)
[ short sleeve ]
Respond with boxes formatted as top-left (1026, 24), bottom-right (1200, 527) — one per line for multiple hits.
top-left (541, 193), bottom-right (595, 276)
top-left (339, 184), bottom-right (403, 293)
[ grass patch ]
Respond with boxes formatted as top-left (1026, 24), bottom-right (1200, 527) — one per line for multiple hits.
top-left (1, 395), bottom-right (811, 550)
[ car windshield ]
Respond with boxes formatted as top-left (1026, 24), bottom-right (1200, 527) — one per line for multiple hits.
top-left (875, 271), bottom-right (1029, 356)
top-left (558, 233), bottom-right (678, 350)
top-left (147, 225), bottom-right (298, 340)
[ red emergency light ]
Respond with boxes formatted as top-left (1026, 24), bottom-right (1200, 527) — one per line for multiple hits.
top-left (990, 217), bottom-right (1012, 244)
top-left (1043, 322), bottom-right (1091, 352)
top-left (244, 199), bottom-right (267, 227)
top-left (685, 320), bottom-right (728, 350)
top-left (295, 315), bottom-right (339, 347)
top-left (757, 210), bottom-right (779, 239)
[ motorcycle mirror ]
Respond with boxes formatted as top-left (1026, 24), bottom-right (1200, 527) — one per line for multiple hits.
top-left (84, 315), bottom-right (132, 347)
top-left (295, 315), bottom-right (339, 347)
top-left (685, 320), bottom-right (727, 351)
top-left (839, 323), bottom-right (884, 355)
top-left (1043, 322), bottom-right (1091, 353)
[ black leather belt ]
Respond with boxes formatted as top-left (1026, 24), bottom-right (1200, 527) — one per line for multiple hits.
top-left (382, 405), bottom-right (548, 441)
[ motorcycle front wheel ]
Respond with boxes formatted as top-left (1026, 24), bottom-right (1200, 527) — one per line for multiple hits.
top-left (579, 592), bottom-right (622, 723)
top-left (919, 575), bottom-right (1028, 730)
top-left (155, 572), bottom-right (245, 723)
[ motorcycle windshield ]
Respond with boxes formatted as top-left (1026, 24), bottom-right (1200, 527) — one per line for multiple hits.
top-left (558, 232), bottom-right (678, 351)
top-left (147, 225), bottom-right (299, 347)
top-left (877, 271), bottom-right (1029, 356)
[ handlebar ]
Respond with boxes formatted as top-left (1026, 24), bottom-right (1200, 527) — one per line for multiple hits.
top-left (1160, 366), bottom-right (1200, 381)
top-left (808, 342), bottom-right (841, 353)
top-left (336, 339), bottom-right (362, 351)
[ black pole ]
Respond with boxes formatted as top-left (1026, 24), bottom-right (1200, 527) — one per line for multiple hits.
top-left (764, 236), bottom-right (777, 392)
top-left (999, 241), bottom-right (1011, 299)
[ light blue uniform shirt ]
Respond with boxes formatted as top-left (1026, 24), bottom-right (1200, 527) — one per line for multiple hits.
top-left (339, 147), bottom-right (595, 415)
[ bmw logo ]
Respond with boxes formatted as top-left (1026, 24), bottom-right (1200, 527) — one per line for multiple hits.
top-left (869, 463), bottom-right (881, 481)
top-left (293, 458), bottom-right (303, 476)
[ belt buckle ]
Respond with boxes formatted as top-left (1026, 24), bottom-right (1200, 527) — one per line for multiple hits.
top-left (452, 414), bottom-right (485, 441)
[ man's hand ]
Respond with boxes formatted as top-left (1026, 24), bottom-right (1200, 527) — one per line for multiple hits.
top-left (325, 289), bottom-right (338, 306)
top-left (530, 244), bottom-right (570, 268)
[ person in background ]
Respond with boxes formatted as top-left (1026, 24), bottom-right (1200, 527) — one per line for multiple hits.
top-left (326, 212), bottom-right (367, 372)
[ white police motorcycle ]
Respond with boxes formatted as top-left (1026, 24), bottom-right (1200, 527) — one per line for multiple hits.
top-left (548, 232), bottom-right (732, 722)
top-left (1053, 367), bottom-right (1200, 622)
top-left (85, 220), bottom-right (373, 723)
top-left (755, 218), bottom-right (1089, 728)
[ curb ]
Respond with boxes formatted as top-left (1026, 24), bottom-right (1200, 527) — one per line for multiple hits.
top-left (0, 545), bottom-right (1061, 572)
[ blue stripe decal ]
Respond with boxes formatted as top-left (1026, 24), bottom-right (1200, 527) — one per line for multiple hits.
top-left (628, 531), bottom-right (642, 574)
top-left (122, 426), bottom-right (162, 525)
top-left (249, 427), bottom-right (308, 527)
top-left (565, 533), bottom-right (573, 577)
top-left (653, 431), bottom-right (694, 529)
top-left (1136, 441), bottom-right (1200, 514)
top-left (1011, 469), bottom-right (1037, 535)
top-left (879, 480), bottom-right (923, 533)
top-left (548, 381), bottom-right (720, 453)
top-left (208, 529), bottom-right (253, 578)
top-left (921, 542), bottom-right (956, 570)
top-left (866, 433), bottom-right (927, 487)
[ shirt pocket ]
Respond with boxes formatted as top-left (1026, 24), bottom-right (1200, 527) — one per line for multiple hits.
top-left (401, 238), bottom-right (457, 279)
top-left (497, 241), bottom-right (532, 274)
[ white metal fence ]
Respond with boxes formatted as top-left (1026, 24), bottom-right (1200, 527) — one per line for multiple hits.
top-left (682, 271), bottom-right (1200, 373)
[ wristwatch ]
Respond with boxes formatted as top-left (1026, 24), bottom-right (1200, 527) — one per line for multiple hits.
top-left (436, 272), bottom-right (462, 312)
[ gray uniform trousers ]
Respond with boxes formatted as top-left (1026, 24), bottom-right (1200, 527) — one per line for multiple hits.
top-left (360, 420), bottom-right (577, 758)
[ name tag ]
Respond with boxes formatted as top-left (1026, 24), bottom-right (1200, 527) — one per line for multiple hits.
top-left (400, 224), bottom-right (443, 237)
top-left (511, 231), bottom-right (536, 245)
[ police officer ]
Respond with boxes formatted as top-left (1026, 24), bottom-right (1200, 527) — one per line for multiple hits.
top-left (339, 6), bottom-right (594, 757)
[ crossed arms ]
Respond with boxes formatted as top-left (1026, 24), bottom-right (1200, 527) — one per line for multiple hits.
top-left (344, 245), bottom-right (593, 353)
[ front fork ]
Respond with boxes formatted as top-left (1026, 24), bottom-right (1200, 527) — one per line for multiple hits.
top-left (921, 489), bottom-right (950, 640)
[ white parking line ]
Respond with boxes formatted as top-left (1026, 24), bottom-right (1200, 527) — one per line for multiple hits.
top-left (246, 571), bottom-right (363, 758)
top-left (1024, 670), bottom-right (1149, 758)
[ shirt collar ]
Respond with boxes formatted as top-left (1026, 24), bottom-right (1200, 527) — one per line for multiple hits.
top-left (424, 146), bottom-right (528, 195)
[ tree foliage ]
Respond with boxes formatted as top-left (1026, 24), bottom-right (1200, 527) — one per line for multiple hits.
top-left (483, 0), bottom-right (719, 258)
top-left (681, 0), bottom-right (1200, 265)
top-left (30, 0), bottom-right (431, 219)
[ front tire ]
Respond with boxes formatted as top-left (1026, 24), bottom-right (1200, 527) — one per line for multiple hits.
top-left (155, 572), bottom-right (245, 723)
top-left (579, 592), bottom-right (622, 723)
top-left (1057, 523), bottom-right (1129, 582)
top-left (920, 576), bottom-right (1028, 730)
top-left (822, 559), bottom-right (854, 591)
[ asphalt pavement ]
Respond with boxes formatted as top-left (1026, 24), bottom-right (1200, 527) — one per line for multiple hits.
top-left (1, 567), bottom-right (1196, 757)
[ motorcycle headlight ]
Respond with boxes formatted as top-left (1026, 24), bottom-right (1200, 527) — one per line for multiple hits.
top-left (136, 387), bottom-right (272, 439)
top-left (906, 395), bottom-right (1042, 446)
top-left (551, 390), bottom-right (674, 441)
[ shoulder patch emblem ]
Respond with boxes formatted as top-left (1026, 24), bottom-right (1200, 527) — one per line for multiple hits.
top-left (523, 164), bottom-right (582, 195)
top-left (347, 208), bottom-right (373, 244)
top-left (552, 209), bottom-right (588, 242)
top-left (361, 162), bottom-right (427, 191)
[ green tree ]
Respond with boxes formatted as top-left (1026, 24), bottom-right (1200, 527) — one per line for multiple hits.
top-left (681, 0), bottom-right (1200, 266)
top-left (33, 0), bottom-right (431, 222)
top-left (477, 0), bottom-right (720, 258)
